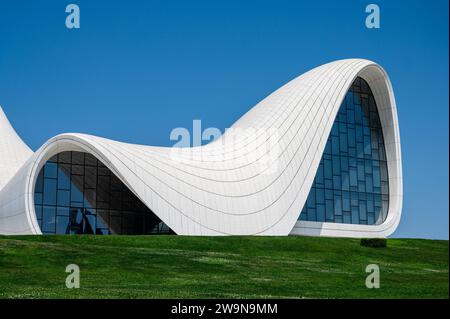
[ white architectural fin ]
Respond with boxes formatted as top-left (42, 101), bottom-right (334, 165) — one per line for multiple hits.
top-left (0, 105), bottom-right (33, 190)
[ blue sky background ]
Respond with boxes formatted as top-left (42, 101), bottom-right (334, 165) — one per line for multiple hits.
top-left (0, 0), bottom-right (448, 239)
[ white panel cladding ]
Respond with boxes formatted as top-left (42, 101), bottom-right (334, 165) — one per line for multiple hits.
top-left (0, 59), bottom-right (402, 237)
top-left (0, 107), bottom-right (33, 190)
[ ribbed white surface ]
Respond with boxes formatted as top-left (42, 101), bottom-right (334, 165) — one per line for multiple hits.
top-left (0, 59), bottom-right (402, 236)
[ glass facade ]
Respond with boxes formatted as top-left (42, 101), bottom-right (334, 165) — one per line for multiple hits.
top-left (299, 77), bottom-right (389, 225)
top-left (34, 151), bottom-right (173, 235)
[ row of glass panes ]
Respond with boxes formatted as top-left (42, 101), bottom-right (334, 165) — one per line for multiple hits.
top-left (47, 151), bottom-right (103, 167)
top-left (39, 164), bottom-right (117, 189)
top-left (313, 165), bottom-right (388, 194)
top-left (335, 109), bottom-right (383, 130)
top-left (300, 188), bottom-right (388, 225)
top-left (35, 180), bottom-right (143, 211)
top-left (35, 163), bottom-right (137, 209)
top-left (35, 205), bottom-right (110, 234)
top-left (36, 205), bottom-right (168, 235)
top-left (305, 187), bottom-right (388, 209)
top-left (324, 126), bottom-right (386, 161)
top-left (317, 155), bottom-right (388, 179)
top-left (301, 206), bottom-right (386, 225)
top-left (337, 100), bottom-right (381, 129)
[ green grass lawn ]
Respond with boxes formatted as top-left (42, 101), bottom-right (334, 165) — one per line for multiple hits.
top-left (0, 235), bottom-right (448, 299)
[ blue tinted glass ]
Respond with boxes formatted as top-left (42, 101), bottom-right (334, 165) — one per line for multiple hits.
top-left (300, 77), bottom-right (389, 225)
top-left (34, 151), bottom-right (173, 235)
top-left (43, 179), bottom-right (57, 205)
top-left (57, 165), bottom-right (71, 190)
top-left (42, 206), bottom-right (56, 232)
top-left (44, 162), bottom-right (57, 179)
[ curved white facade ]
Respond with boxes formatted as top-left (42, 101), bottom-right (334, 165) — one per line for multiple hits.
top-left (0, 59), bottom-right (402, 237)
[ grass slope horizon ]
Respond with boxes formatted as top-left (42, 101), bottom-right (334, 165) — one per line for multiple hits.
top-left (0, 235), bottom-right (448, 299)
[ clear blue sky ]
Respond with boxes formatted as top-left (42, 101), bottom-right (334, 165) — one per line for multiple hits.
top-left (0, 0), bottom-right (448, 239)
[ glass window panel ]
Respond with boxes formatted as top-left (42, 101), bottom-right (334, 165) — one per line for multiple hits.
top-left (315, 163), bottom-right (324, 185)
top-left (96, 210), bottom-right (110, 229)
top-left (34, 192), bottom-right (43, 206)
top-left (343, 191), bottom-right (350, 211)
top-left (364, 159), bottom-right (372, 174)
top-left (356, 125), bottom-right (363, 143)
top-left (333, 175), bottom-right (341, 190)
top-left (84, 166), bottom-right (97, 189)
top-left (43, 179), bottom-right (57, 205)
top-left (341, 172), bottom-right (350, 191)
top-left (35, 170), bottom-right (44, 193)
top-left (85, 153), bottom-right (98, 166)
top-left (347, 110), bottom-right (354, 123)
top-left (324, 139), bottom-right (332, 155)
top-left (56, 216), bottom-right (70, 234)
top-left (340, 156), bottom-right (348, 172)
top-left (44, 162), bottom-right (58, 179)
top-left (380, 164), bottom-right (388, 181)
top-left (72, 165), bottom-right (84, 176)
top-left (332, 136), bottom-right (340, 155)
top-left (324, 179), bottom-right (333, 189)
top-left (356, 142), bottom-right (364, 158)
top-left (98, 167), bottom-right (110, 176)
top-left (334, 195), bottom-right (342, 215)
top-left (325, 189), bottom-right (333, 200)
top-left (57, 190), bottom-right (70, 207)
top-left (57, 206), bottom-right (70, 216)
top-left (72, 152), bottom-right (84, 165)
top-left (42, 206), bottom-right (56, 233)
top-left (325, 200), bottom-right (334, 221)
top-left (70, 182), bottom-right (84, 203)
top-left (364, 135), bottom-right (372, 155)
top-left (84, 189), bottom-right (96, 209)
top-left (348, 128), bottom-right (356, 147)
top-left (307, 188), bottom-right (316, 208)
top-left (48, 155), bottom-right (58, 163)
top-left (354, 105), bottom-right (362, 125)
top-left (373, 166), bottom-right (381, 187)
top-left (381, 181), bottom-right (389, 195)
top-left (317, 204), bottom-right (325, 222)
top-left (351, 206), bottom-right (359, 224)
top-left (382, 200), bottom-right (389, 222)
top-left (331, 124), bottom-right (339, 137)
top-left (111, 175), bottom-right (123, 192)
top-left (367, 213), bottom-right (375, 225)
top-left (339, 133), bottom-right (348, 153)
top-left (35, 205), bottom-right (43, 220)
top-left (58, 151), bottom-right (71, 164)
top-left (359, 201), bottom-right (367, 221)
top-left (308, 209), bottom-right (316, 222)
top-left (57, 165), bottom-right (71, 190)
top-left (324, 159), bottom-right (332, 179)
top-left (358, 181), bottom-right (366, 193)
top-left (349, 168), bottom-right (358, 187)
top-left (365, 175), bottom-right (373, 193)
top-left (332, 156), bottom-right (340, 175)
top-left (357, 160), bottom-right (365, 180)
top-left (316, 188), bottom-right (325, 204)
top-left (110, 211), bottom-right (122, 234)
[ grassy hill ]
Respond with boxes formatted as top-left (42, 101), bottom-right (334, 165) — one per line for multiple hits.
top-left (0, 235), bottom-right (448, 299)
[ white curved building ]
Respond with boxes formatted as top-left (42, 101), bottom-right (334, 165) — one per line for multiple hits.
top-left (0, 59), bottom-right (402, 237)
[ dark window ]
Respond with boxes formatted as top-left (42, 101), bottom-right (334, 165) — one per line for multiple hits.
top-left (34, 151), bottom-right (174, 235)
top-left (300, 77), bottom-right (389, 225)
